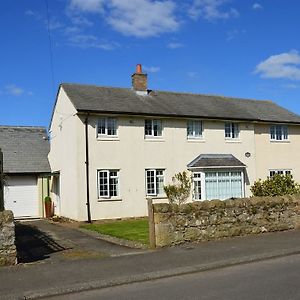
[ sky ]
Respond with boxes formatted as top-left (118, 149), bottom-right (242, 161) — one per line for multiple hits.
top-left (0, 0), bottom-right (299, 127)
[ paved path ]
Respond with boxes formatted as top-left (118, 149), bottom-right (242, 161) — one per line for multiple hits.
top-left (15, 220), bottom-right (144, 264)
top-left (2, 228), bottom-right (300, 299)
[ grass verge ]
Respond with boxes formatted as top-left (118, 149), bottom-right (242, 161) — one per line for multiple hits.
top-left (81, 218), bottom-right (149, 245)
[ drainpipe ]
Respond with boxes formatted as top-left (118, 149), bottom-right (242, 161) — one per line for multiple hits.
top-left (85, 114), bottom-right (92, 223)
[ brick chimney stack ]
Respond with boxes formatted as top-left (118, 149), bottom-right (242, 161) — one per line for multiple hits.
top-left (132, 64), bottom-right (148, 93)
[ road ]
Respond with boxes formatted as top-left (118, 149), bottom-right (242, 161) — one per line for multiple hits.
top-left (46, 253), bottom-right (300, 300)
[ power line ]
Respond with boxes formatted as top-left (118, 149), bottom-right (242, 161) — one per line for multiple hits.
top-left (44, 0), bottom-right (55, 97)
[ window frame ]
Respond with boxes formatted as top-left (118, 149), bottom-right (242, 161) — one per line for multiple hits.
top-left (187, 120), bottom-right (203, 139)
top-left (269, 169), bottom-right (292, 177)
top-left (225, 122), bottom-right (239, 139)
top-left (97, 117), bottom-right (118, 138)
top-left (192, 172), bottom-right (202, 200)
top-left (97, 169), bottom-right (120, 199)
top-left (145, 169), bottom-right (165, 197)
top-left (270, 125), bottom-right (288, 141)
top-left (144, 119), bottom-right (163, 138)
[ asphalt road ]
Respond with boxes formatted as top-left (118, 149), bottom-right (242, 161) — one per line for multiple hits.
top-left (46, 253), bottom-right (300, 300)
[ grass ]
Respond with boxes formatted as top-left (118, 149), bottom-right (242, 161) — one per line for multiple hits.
top-left (81, 218), bottom-right (149, 245)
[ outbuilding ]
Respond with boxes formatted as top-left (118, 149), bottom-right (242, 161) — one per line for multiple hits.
top-left (0, 126), bottom-right (50, 218)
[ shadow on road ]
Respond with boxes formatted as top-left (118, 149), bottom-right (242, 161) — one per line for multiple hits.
top-left (15, 222), bottom-right (68, 263)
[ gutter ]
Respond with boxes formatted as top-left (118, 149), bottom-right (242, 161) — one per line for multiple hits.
top-left (84, 114), bottom-right (92, 223)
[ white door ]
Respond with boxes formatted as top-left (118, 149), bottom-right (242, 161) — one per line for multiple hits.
top-left (4, 176), bottom-right (39, 218)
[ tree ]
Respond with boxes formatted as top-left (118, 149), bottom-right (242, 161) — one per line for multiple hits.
top-left (251, 174), bottom-right (300, 197)
top-left (164, 171), bottom-right (192, 205)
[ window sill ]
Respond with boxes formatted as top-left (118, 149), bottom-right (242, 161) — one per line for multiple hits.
top-left (270, 140), bottom-right (290, 143)
top-left (187, 138), bottom-right (205, 143)
top-left (147, 196), bottom-right (168, 200)
top-left (98, 197), bottom-right (122, 202)
top-left (225, 139), bottom-right (242, 143)
top-left (97, 136), bottom-right (119, 141)
top-left (144, 137), bottom-right (165, 142)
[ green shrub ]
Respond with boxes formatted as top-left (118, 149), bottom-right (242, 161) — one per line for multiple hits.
top-left (251, 174), bottom-right (300, 197)
top-left (164, 171), bottom-right (192, 205)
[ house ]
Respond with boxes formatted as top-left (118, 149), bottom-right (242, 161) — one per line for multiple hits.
top-left (49, 65), bottom-right (300, 221)
top-left (0, 126), bottom-right (50, 218)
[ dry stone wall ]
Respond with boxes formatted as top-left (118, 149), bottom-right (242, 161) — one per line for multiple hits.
top-left (0, 210), bottom-right (17, 266)
top-left (153, 195), bottom-right (300, 247)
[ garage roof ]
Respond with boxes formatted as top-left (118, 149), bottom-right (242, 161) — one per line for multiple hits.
top-left (0, 126), bottom-right (50, 174)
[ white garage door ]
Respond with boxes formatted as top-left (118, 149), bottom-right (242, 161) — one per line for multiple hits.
top-left (4, 176), bottom-right (39, 218)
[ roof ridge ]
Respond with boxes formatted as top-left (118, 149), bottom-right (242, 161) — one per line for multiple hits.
top-left (0, 125), bottom-right (47, 130)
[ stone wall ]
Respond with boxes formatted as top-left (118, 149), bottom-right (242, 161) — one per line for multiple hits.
top-left (152, 195), bottom-right (300, 247)
top-left (0, 210), bottom-right (17, 266)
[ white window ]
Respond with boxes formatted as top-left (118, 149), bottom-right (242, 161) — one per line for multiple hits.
top-left (146, 169), bottom-right (165, 196)
top-left (269, 169), bottom-right (291, 177)
top-left (192, 172), bottom-right (202, 200)
top-left (187, 120), bottom-right (203, 139)
top-left (145, 119), bottom-right (162, 137)
top-left (97, 118), bottom-right (117, 137)
top-left (97, 170), bottom-right (119, 198)
top-left (205, 171), bottom-right (243, 200)
top-left (225, 122), bottom-right (239, 139)
top-left (270, 125), bottom-right (288, 141)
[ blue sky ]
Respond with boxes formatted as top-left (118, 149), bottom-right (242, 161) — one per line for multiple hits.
top-left (0, 0), bottom-right (299, 127)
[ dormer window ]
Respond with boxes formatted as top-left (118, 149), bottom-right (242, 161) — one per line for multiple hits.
top-left (97, 117), bottom-right (117, 137)
top-left (225, 122), bottom-right (239, 139)
top-left (270, 125), bottom-right (288, 141)
top-left (144, 119), bottom-right (162, 138)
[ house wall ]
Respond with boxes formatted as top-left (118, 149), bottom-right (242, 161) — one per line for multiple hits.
top-left (48, 88), bottom-right (82, 220)
top-left (254, 124), bottom-right (300, 182)
top-left (49, 90), bottom-right (300, 221)
top-left (75, 115), bottom-right (257, 221)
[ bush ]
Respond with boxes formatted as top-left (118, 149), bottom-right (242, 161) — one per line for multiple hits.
top-left (251, 174), bottom-right (300, 197)
top-left (164, 171), bottom-right (192, 205)
top-left (44, 196), bottom-right (52, 203)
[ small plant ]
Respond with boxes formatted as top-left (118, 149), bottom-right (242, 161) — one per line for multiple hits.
top-left (251, 174), bottom-right (300, 197)
top-left (44, 196), bottom-right (52, 203)
top-left (164, 171), bottom-right (192, 205)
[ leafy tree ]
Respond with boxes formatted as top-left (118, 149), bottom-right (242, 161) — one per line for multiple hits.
top-left (251, 174), bottom-right (300, 197)
top-left (164, 171), bottom-right (192, 205)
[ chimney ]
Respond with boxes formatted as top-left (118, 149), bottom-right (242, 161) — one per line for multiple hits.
top-left (132, 64), bottom-right (148, 94)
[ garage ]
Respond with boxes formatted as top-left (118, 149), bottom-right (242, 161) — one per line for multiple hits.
top-left (4, 176), bottom-right (39, 218)
top-left (0, 126), bottom-right (51, 218)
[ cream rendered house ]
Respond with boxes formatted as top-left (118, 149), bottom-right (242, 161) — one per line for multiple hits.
top-left (49, 65), bottom-right (300, 221)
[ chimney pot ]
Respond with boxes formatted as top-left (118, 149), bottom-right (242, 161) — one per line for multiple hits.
top-left (136, 64), bottom-right (142, 73)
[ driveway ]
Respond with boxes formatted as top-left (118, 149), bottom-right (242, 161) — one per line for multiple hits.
top-left (15, 220), bottom-right (145, 264)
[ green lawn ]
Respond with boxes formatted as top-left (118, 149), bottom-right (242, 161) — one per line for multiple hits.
top-left (81, 218), bottom-right (149, 245)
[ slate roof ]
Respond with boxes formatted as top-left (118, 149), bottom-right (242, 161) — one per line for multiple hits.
top-left (187, 154), bottom-right (246, 168)
top-left (61, 83), bottom-right (300, 124)
top-left (0, 126), bottom-right (50, 174)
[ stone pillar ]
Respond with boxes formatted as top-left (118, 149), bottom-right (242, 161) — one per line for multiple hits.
top-left (0, 210), bottom-right (17, 266)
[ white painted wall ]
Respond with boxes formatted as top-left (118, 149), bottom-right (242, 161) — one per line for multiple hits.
top-left (49, 88), bottom-right (300, 221)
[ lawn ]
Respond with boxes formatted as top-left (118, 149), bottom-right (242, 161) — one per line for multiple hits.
top-left (81, 218), bottom-right (149, 245)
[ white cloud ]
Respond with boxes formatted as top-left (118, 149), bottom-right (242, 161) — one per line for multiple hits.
top-left (144, 66), bottom-right (160, 73)
top-left (69, 0), bottom-right (104, 13)
top-left (188, 0), bottom-right (239, 21)
top-left (68, 0), bottom-right (179, 38)
top-left (106, 0), bottom-right (179, 37)
top-left (282, 83), bottom-right (299, 89)
top-left (252, 3), bottom-right (263, 10)
top-left (187, 71), bottom-right (198, 78)
top-left (167, 42), bottom-right (184, 49)
top-left (3, 84), bottom-right (33, 97)
top-left (255, 50), bottom-right (300, 81)
top-left (67, 34), bottom-right (119, 50)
